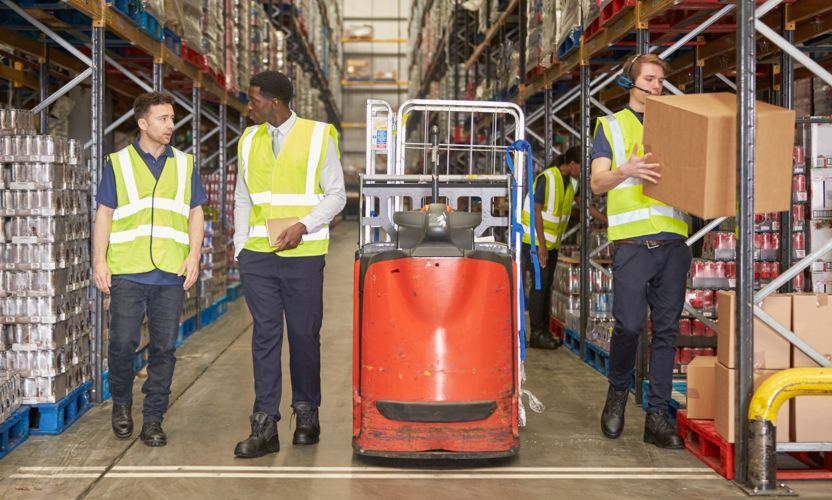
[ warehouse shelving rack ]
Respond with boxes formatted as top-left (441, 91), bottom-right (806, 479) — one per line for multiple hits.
top-left (409, 0), bottom-right (832, 490)
top-left (0, 0), bottom-right (341, 412)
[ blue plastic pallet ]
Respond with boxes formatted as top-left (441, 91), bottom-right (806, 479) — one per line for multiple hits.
top-left (641, 379), bottom-right (687, 419)
top-left (227, 282), bottom-right (243, 301)
top-left (563, 328), bottom-right (581, 355)
top-left (130, 11), bottom-right (163, 41)
top-left (102, 369), bottom-right (110, 401)
top-left (0, 407), bottom-right (30, 460)
top-left (583, 342), bottom-right (611, 377)
top-left (175, 315), bottom-right (197, 347)
top-left (28, 381), bottom-right (92, 435)
top-left (107, 0), bottom-right (132, 17)
top-left (557, 27), bottom-right (582, 60)
top-left (132, 346), bottom-right (148, 373)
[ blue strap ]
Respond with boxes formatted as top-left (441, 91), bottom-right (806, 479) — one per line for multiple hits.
top-left (506, 140), bottom-right (540, 363)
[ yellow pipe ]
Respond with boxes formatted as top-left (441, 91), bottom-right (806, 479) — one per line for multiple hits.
top-left (748, 368), bottom-right (832, 423)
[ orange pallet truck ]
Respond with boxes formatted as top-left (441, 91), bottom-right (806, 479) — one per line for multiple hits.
top-left (353, 99), bottom-right (541, 458)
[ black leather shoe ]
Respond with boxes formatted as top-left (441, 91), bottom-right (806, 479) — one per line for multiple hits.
top-left (234, 412), bottom-right (279, 458)
top-left (529, 331), bottom-right (559, 350)
top-left (292, 402), bottom-right (320, 445)
top-left (111, 403), bottom-right (133, 439)
top-left (644, 411), bottom-right (684, 449)
top-left (601, 385), bottom-right (629, 439)
top-left (139, 422), bottom-right (167, 447)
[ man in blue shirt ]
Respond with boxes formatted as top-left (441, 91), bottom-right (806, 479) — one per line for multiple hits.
top-left (93, 91), bottom-right (207, 447)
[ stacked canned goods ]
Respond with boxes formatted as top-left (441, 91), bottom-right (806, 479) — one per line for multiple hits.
top-left (0, 109), bottom-right (92, 404)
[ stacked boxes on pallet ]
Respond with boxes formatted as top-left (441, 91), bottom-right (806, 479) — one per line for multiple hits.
top-left (555, 0), bottom-right (581, 59)
top-left (0, 109), bottom-right (92, 404)
top-left (799, 122), bottom-right (832, 292)
top-left (0, 371), bottom-right (21, 424)
top-left (525, 0), bottom-right (556, 74)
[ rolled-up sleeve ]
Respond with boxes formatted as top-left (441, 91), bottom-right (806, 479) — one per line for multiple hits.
top-left (299, 137), bottom-right (346, 234)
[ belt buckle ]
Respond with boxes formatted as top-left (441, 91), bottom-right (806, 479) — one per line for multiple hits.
top-left (646, 240), bottom-right (660, 250)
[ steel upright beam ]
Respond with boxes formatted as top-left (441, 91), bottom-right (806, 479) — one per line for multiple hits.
top-left (518, 0), bottom-right (525, 84)
top-left (193, 85), bottom-right (202, 331)
top-left (780, 17), bottom-right (795, 292)
top-left (153, 62), bottom-right (164, 91)
top-left (736, 0), bottom-right (757, 486)
top-left (91, 24), bottom-right (106, 404)
top-left (38, 47), bottom-right (48, 134)
top-left (579, 64), bottom-right (591, 359)
top-left (219, 104), bottom-right (228, 237)
top-left (634, 27), bottom-right (650, 407)
top-left (544, 86), bottom-right (553, 167)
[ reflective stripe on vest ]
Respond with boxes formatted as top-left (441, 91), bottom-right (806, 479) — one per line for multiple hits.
top-left (599, 110), bottom-right (688, 241)
top-left (106, 145), bottom-right (193, 275)
top-left (239, 118), bottom-right (335, 256)
top-left (521, 167), bottom-right (575, 250)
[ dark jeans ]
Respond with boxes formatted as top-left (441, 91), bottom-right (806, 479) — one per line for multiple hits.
top-left (607, 241), bottom-right (691, 412)
top-left (522, 242), bottom-right (558, 336)
top-left (239, 249), bottom-right (325, 421)
top-left (108, 278), bottom-right (184, 423)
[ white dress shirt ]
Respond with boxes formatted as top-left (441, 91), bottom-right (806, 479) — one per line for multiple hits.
top-left (233, 112), bottom-right (347, 257)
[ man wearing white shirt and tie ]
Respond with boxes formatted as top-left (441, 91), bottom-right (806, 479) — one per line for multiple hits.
top-left (232, 71), bottom-right (346, 458)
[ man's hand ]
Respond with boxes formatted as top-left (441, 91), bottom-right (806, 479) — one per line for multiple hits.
top-left (179, 252), bottom-right (200, 290)
top-left (537, 244), bottom-right (548, 269)
top-left (93, 259), bottom-right (112, 294)
top-left (275, 222), bottom-right (307, 252)
top-left (616, 150), bottom-right (661, 184)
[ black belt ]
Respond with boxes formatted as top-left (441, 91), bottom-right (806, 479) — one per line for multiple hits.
top-left (615, 239), bottom-right (681, 249)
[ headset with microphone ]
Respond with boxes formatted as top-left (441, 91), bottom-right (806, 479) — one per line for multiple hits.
top-left (616, 54), bottom-right (656, 95)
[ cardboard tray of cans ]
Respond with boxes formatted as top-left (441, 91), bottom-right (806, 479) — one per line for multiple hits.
top-left (0, 241), bottom-right (90, 270)
top-left (0, 265), bottom-right (90, 296)
top-left (0, 370), bottom-right (21, 423)
top-left (4, 163), bottom-right (91, 190)
top-left (0, 109), bottom-right (35, 137)
top-left (3, 312), bottom-right (90, 350)
top-left (20, 362), bottom-right (91, 404)
top-left (1, 190), bottom-right (89, 216)
top-left (0, 135), bottom-right (81, 165)
top-left (4, 214), bottom-right (90, 243)
top-left (0, 289), bottom-right (87, 323)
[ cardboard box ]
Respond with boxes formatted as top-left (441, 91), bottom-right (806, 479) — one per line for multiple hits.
top-left (717, 291), bottom-right (791, 370)
top-left (643, 93), bottom-right (796, 219)
top-left (714, 362), bottom-right (791, 443)
top-left (791, 294), bottom-right (832, 367)
top-left (793, 396), bottom-right (832, 442)
top-left (686, 356), bottom-right (717, 419)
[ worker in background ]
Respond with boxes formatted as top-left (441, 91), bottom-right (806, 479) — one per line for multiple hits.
top-left (521, 146), bottom-right (606, 349)
top-left (93, 92), bottom-right (206, 447)
top-left (590, 54), bottom-right (690, 449)
top-left (232, 71), bottom-right (346, 458)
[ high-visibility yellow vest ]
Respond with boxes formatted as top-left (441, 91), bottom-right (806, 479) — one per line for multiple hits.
top-left (239, 117), bottom-right (338, 256)
top-left (521, 167), bottom-right (577, 250)
top-left (596, 109), bottom-right (689, 241)
top-left (107, 144), bottom-right (193, 275)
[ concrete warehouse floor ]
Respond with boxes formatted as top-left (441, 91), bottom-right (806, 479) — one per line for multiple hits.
top-left (0, 221), bottom-right (829, 499)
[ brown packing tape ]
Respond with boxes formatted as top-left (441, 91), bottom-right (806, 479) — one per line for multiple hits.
top-left (816, 293), bottom-right (828, 307)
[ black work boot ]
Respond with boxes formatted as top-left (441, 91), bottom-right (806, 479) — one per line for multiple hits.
top-left (292, 402), bottom-right (320, 445)
top-left (601, 385), bottom-right (629, 439)
top-left (529, 331), bottom-right (560, 349)
top-left (139, 421), bottom-right (167, 447)
top-left (234, 412), bottom-right (279, 458)
top-left (111, 403), bottom-right (133, 439)
top-left (644, 410), bottom-right (684, 449)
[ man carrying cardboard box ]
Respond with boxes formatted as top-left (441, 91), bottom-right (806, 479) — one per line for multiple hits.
top-left (590, 54), bottom-right (691, 449)
top-left (232, 71), bottom-right (346, 458)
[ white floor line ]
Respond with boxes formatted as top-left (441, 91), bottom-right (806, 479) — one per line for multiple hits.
top-left (18, 465), bottom-right (715, 473)
top-left (9, 472), bottom-right (723, 480)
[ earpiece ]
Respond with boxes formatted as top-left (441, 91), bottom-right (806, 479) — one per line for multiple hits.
top-left (617, 54), bottom-right (642, 90)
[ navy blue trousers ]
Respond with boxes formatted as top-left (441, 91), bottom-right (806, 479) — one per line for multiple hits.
top-left (607, 241), bottom-right (691, 412)
top-left (108, 278), bottom-right (184, 423)
top-left (239, 249), bottom-right (325, 421)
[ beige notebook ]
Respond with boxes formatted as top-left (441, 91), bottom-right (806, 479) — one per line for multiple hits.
top-left (266, 217), bottom-right (299, 247)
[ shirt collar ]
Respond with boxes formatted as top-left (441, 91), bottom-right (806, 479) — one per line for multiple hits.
top-left (266, 111), bottom-right (297, 136)
top-left (132, 139), bottom-right (173, 160)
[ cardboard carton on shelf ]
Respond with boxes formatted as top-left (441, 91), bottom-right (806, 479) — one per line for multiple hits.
top-left (686, 355), bottom-right (717, 419)
top-left (714, 362), bottom-right (791, 443)
top-left (643, 92), bottom-right (796, 219)
top-left (716, 291), bottom-right (791, 370)
top-left (791, 293), bottom-right (832, 367)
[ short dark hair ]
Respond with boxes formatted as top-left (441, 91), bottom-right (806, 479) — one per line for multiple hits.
top-left (250, 71), bottom-right (293, 104)
top-left (562, 146), bottom-right (582, 165)
top-left (133, 91), bottom-right (175, 121)
top-left (550, 154), bottom-right (564, 168)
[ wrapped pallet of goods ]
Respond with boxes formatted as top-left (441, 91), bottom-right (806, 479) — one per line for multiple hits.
top-left (224, 0), bottom-right (240, 94)
top-left (202, 0), bottom-right (224, 75)
top-left (0, 110), bottom-right (93, 405)
top-left (556, 0), bottom-right (581, 57)
top-left (238, 0), bottom-right (252, 92)
top-left (582, 0), bottom-right (600, 29)
top-left (182, 0), bottom-right (204, 57)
